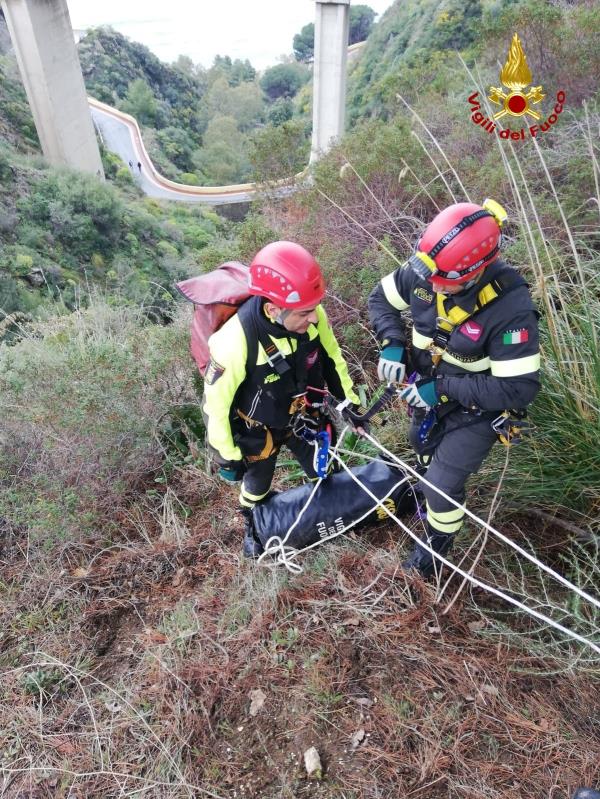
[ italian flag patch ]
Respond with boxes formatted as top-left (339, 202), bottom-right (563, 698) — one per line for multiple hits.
top-left (503, 329), bottom-right (529, 345)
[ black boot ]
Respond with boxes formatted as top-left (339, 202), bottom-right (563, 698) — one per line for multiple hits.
top-left (403, 524), bottom-right (454, 578)
top-left (241, 508), bottom-right (264, 559)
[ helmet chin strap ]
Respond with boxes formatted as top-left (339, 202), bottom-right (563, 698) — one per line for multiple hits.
top-left (437, 272), bottom-right (483, 295)
top-left (275, 309), bottom-right (291, 325)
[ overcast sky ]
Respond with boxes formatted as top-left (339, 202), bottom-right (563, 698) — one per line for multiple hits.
top-left (66, 0), bottom-right (393, 70)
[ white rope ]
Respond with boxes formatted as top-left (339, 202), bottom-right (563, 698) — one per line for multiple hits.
top-left (360, 430), bottom-right (600, 613)
top-left (259, 472), bottom-right (408, 574)
top-left (254, 428), bottom-right (600, 655)
top-left (326, 451), bottom-right (600, 656)
top-left (256, 426), bottom-right (413, 574)
top-left (256, 475), bottom-right (324, 575)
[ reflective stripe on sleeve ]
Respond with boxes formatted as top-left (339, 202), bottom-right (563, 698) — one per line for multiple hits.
top-left (240, 485), bottom-right (270, 507)
top-left (442, 351), bottom-right (490, 372)
top-left (426, 503), bottom-right (465, 534)
top-left (412, 328), bottom-right (433, 350)
top-left (490, 353), bottom-right (540, 377)
top-left (381, 272), bottom-right (410, 311)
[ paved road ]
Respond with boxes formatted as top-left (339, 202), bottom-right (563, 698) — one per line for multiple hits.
top-left (89, 40), bottom-right (367, 205)
top-left (90, 101), bottom-right (256, 205)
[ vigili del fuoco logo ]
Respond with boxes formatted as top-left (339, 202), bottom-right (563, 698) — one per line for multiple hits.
top-left (467, 33), bottom-right (566, 140)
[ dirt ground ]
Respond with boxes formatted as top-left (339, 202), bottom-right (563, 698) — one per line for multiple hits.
top-left (1, 471), bottom-right (599, 798)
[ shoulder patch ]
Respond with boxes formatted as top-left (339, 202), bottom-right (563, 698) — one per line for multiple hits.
top-left (502, 328), bottom-right (529, 345)
top-left (414, 286), bottom-right (433, 303)
top-left (204, 358), bottom-right (225, 385)
top-left (459, 320), bottom-right (483, 341)
top-left (305, 348), bottom-right (320, 369)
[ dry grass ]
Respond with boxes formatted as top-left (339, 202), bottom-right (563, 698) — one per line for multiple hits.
top-left (1, 455), bottom-right (599, 798)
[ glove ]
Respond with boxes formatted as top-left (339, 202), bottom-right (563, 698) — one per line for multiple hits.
top-left (218, 460), bottom-right (245, 483)
top-left (341, 403), bottom-right (370, 435)
top-left (399, 378), bottom-right (441, 409)
top-left (377, 343), bottom-right (406, 384)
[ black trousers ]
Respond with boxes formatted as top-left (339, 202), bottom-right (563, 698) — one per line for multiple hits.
top-left (409, 408), bottom-right (498, 536)
top-left (233, 418), bottom-right (319, 508)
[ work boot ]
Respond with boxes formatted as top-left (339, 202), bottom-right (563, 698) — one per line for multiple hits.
top-left (403, 525), bottom-right (454, 578)
top-left (240, 508), bottom-right (264, 559)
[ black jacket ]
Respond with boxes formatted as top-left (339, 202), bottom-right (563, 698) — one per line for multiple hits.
top-left (368, 258), bottom-right (540, 411)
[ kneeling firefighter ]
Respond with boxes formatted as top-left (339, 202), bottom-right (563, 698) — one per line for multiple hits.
top-left (368, 200), bottom-right (541, 577)
top-left (203, 241), bottom-right (361, 558)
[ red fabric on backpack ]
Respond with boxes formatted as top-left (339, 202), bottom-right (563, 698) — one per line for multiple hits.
top-left (175, 262), bottom-right (250, 375)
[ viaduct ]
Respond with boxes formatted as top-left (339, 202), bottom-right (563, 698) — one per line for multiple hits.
top-left (1, 0), bottom-right (352, 179)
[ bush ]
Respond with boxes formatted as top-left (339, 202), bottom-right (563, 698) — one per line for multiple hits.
top-left (260, 63), bottom-right (309, 102)
top-left (0, 301), bottom-right (194, 544)
top-left (249, 120), bottom-right (309, 183)
top-left (114, 166), bottom-right (134, 187)
top-left (18, 169), bottom-right (124, 264)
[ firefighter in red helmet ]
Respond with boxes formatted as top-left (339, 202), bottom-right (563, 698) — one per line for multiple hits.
top-left (368, 200), bottom-right (541, 577)
top-left (203, 241), bottom-right (360, 557)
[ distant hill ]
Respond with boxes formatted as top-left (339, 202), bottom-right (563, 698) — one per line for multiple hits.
top-left (78, 27), bottom-right (205, 143)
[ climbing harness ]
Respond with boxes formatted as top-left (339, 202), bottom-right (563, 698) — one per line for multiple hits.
top-left (429, 273), bottom-right (523, 367)
top-left (491, 409), bottom-right (533, 447)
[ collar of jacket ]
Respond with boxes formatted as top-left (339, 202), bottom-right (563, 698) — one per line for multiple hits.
top-left (441, 258), bottom-right (505, 316)
top-left (255, 297), bottom-right (309, 343)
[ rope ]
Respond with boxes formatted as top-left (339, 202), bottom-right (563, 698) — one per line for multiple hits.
top-left (360, 431), bottom-right (600, 613)
top-left (256, 426), bottom-right (413, 573)
top-left (255, 428), bottom-right (600, 656)
top-left (328, 450), bottom-right (600, 656)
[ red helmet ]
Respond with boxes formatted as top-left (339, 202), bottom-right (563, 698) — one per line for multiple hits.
top-left (410, 199), bottom-right (507, 289)
top-left (248, 241), bottom-right (326, 309)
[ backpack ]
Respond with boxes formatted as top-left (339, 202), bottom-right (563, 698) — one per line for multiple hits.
top-left (175, 262), bottom-right (251, 375)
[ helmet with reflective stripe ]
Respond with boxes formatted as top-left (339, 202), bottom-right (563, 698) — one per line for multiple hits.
top-left (413, 199), bottom-right (507, 289)
top-left (248, 241), bottom-right (326, 309)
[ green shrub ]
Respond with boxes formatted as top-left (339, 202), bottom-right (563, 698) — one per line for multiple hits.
top-left (18, 169), bottom-right (124, 264)
top-left (179, 172), bottom-right (199, 185)
top-left (115, 165), bottom-right (134, 187)
top-left (0, 302), bottom-right (195, 545)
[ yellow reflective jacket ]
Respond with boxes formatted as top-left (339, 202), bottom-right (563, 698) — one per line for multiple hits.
top-left (203, 297), bottom-right (359, 462)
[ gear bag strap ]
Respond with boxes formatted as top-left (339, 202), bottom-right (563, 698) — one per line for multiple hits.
top-left (237, 299), bottom-right (313, 389)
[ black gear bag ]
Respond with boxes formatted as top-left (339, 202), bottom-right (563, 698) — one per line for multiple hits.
top-left (252, 461), bottom-right (415, 551)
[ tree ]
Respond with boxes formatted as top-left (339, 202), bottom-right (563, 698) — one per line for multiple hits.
top-left (173, 54), bottom-right (195, 76)
top-left (293, 6), bottom-right (376, 62)
top-left (120, 78), bottom-right (157, 125)
top-left (267, 97), bottom-right (293, 127)
top-left (293, 23), bottom-right (314, 63)
top-left (249, 120), bottom-right (309, 183)
top-left (227, 82), bottom-right (265, 131)
top-left (260, 63), bottom-right (308, 101)
top-left (193, 116), bottom-right (250, 185)
top-left (229, 59), bottom-right (256, 86)
top-left (209, 55), bottom-right (256, 87)
top-left (349, 5), bottom-right (376, 44)
top-left (156, 126), bottom-right (195, 171)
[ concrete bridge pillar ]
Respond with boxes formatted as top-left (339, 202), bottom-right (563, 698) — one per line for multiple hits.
top-left (2, 0), bottom-right (104, 176)
top-left (310, 0), bottom-right (350, 163)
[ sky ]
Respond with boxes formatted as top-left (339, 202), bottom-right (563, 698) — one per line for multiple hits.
top-left (66, 0), bottom-right (393, 70)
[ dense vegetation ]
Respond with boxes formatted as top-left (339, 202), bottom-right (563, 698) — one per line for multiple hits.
top-left (1, 1), bottom-right (599, 796)
top-left (76, 27), bottom-right (313, 186)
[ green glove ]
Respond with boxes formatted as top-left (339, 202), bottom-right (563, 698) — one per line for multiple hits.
top-left (400, 378), bottom-right (441, 409)
top-left (218, 461), bottom-right (245, 483)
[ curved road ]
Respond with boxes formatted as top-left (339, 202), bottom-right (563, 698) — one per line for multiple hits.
top-left (90, 98), bottom-right (259, 204)
top-left (89, 41), bottom-right (365, 205)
